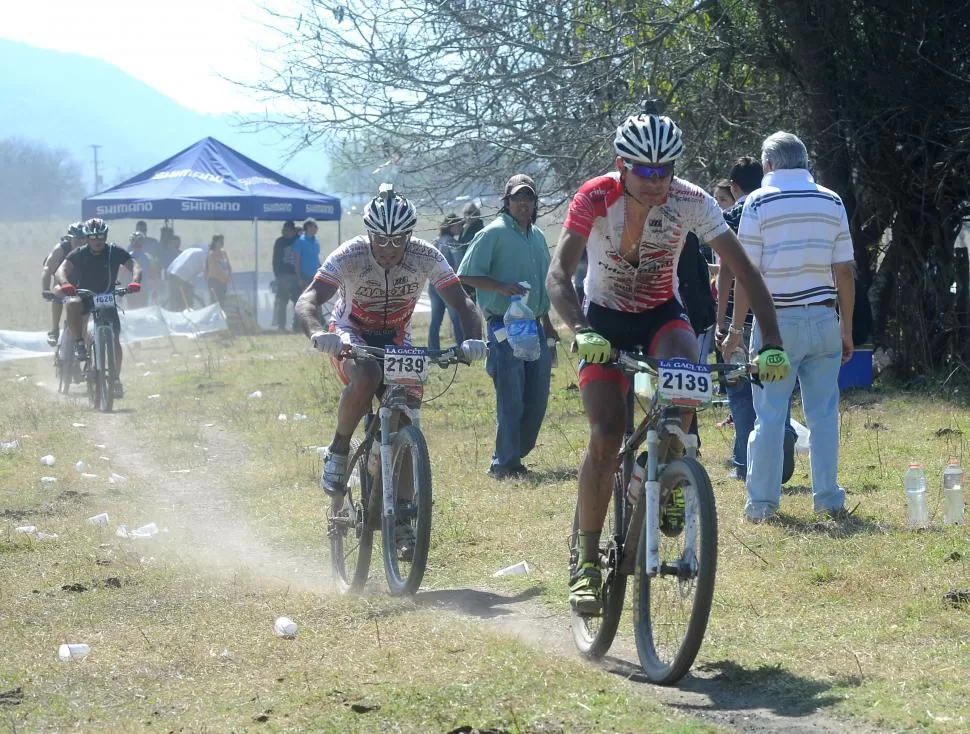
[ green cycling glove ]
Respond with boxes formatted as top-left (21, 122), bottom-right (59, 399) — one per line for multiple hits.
top-left (575, 330), bottom-right (612, 364)
top-left (754, 346), bottom-right (791, 383)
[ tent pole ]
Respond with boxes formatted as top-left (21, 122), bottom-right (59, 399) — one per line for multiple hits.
top-left (252, 217), bottom-right (259, 326)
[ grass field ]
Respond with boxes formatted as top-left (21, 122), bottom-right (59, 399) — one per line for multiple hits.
top-left (1, 325), bottom-right (969, 732)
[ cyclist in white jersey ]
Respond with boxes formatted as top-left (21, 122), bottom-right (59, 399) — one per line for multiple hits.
top-left (547, 102), bottom-right (791, 615)
top-left (297, 184), bottom-right (486, 502)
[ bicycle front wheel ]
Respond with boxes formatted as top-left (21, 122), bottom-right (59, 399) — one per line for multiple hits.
top-left (569, 467), bottom-right (629, 659)
top-left (57, 338), bottom-right (72, 395)
top-left (99, 328), bottom-right (115, 413)
top-left (381, 424), bottom-right (432, 596)
top-left (633, 457), bottom-right (717, 685)
top-left (329, 438), bottom-right (374, 593)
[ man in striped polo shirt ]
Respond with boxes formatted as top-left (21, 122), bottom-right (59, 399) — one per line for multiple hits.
top-left (722, 132), bottom-right (855, 521)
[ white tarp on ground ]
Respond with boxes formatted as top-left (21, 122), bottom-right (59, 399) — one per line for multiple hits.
top-left (0, 304), bottom-right (228, 363)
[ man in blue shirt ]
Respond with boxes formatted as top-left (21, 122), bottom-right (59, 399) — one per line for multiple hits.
top-left (291, 218), bottom-right (321, 291)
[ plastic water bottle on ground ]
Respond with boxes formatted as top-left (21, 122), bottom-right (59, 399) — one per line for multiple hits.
top-left (943, 460), bottom-right (964, 525)
top-left (58, 643), bottom-right (90, 661)
top-left (503, 282), bottom-right (540, 362)
top-left (904, 463), bottom-right (929, 529)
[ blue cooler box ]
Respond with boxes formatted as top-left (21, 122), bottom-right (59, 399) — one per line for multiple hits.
top-left (839, 346), bottom-right (873, 390)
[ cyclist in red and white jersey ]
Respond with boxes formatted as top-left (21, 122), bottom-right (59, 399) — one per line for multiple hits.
top-left (297, 184), bottom-right (485, 502)
top-left (547, 103), bottom-right (790, 615)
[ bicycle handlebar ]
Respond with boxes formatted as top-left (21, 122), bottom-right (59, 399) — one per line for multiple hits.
top-left (614, 350), bottom-right (760, 384)
top-left (341, 343), bottom-right (472, 367)
top-left (42, 287), bottom-right (131, 303)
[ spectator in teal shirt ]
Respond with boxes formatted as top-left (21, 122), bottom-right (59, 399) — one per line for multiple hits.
top-left (291, 218), bottom-right (321, 289)
top-left (458, 174), bottom-right (559, 479)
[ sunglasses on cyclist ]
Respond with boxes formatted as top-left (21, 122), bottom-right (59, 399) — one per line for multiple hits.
top-left (370, 232), bottom-right (411, 248)
top-left (622, 161), bottom-right (675, 179)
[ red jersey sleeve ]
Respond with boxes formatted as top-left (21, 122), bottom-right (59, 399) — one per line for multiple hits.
top-left (562, 175), bottom-right (620, 238)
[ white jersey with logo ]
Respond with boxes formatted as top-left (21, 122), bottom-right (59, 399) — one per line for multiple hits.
top-left (563, 172), bottom-right (728, 312)
top-left (314, 235), bottom-right (459, 344)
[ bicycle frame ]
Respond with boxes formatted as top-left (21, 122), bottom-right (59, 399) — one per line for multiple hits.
top-left (612, 353), bottom-right (745, 578)
top-left (340, 344), bottom-right (466, 519)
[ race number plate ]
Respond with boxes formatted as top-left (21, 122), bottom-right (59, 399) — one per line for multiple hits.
top-left (92, 293), bottom-right (115, 310)
top-left (657, 358), bottom-right (713, 407)
top-left (383, 346), bottom-right (428, 385)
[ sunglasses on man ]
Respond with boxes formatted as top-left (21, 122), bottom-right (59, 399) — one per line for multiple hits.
top-left (370, 232), bottom-right (411, 248)
top-left (622, 160), bottom-right (675, 179)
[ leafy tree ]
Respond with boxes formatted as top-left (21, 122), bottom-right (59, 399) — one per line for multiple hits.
top-left (0, 137), bottom-right (85, 221)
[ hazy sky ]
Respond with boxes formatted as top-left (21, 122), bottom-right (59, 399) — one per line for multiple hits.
top-left (3, 0), bottom-right (296, 114)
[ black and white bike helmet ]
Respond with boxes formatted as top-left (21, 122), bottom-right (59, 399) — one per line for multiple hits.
top-left (83, 218), bottom-right (109, 237)
top-left (613, 107), bottom-right (685, 165)
top-left (362, 183), bottom-right (417, 236)
top-left (67, 221), bottom-right (86, 238)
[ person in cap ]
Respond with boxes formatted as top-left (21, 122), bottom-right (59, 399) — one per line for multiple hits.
top-left (457, 174), bottom-right (559, 479)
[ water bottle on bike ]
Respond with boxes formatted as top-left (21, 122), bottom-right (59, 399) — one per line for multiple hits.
top-left (504, 282), bottom-right (540, 362)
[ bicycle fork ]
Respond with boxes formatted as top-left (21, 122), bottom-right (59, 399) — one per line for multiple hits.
top-left (622, 423), bottom-right (700, 578)
top-left (377, 403), bottom-right (420, 519)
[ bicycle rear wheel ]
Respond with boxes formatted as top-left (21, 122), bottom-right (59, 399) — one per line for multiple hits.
top-left (329, 438), bottom-right (374, 593)
top-left (381, 424), bottom-right (432, 596)
top-left (570, 467), bottom-right (629, 659)
top-left (633, 457), bottom-right (717, 685)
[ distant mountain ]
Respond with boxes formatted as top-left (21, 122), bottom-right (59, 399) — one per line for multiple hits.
top-left (0, 39), bottom-right (330, 194)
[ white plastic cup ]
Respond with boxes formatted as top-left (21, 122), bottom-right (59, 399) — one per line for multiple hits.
top-left (108, 473), bottom-right (128, 485)
top-left (58, 643), bottom-right (90, 661)
top-left (88, 513), bottom-right (110, 527)
top-left (75, 460), bottom-right (87, 473)
top-left (492, 561), bottom-right (530, 577)
top-left (134, 522), bottom-right (159, 537)
top-left (40, 454), bottom-right (55, 466)
top-left (274, 616), bottom-right (298, 637)
top-left (14, 525), bottom-right (37, 534)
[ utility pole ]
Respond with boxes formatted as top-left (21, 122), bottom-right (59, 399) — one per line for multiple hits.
top-left (90, 144), bottom-right (103, 193)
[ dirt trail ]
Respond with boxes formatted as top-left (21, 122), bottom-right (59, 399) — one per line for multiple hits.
top-left (28, 366), bottom-right (866, 734)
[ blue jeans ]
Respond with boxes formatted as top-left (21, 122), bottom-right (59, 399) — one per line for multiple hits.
top-left (747, 305), bottom-right (844, 517)
top-left (428, 288), bottom-right (463, 351)
top-left (485, 318), bottom-right (552, 472)
top-left (727, 377), bottom-right (796, 480)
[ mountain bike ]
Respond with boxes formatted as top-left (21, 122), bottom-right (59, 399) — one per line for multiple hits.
top-left (327, 343), bottom-right (471, 596)
top-left (42, 292), bottom-right (81, 395)
top-left (569, 352), bottom-right (754, 685)
top-left (46, 287), bottom-right (130, 413)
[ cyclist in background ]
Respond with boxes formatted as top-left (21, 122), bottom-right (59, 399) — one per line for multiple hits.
top-left (297, 185), bottom-right (486, 506)
top-left (53, 218), bottom-right (142, 399)
top-left (41, 222), bottom-right (86, 346)
top-left (547, 104), bottom-right (790, 615)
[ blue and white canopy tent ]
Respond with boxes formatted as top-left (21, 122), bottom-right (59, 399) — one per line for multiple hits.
top-left (82, 137), bottom-right (341, 321)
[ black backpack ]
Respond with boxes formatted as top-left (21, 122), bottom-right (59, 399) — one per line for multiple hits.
top-left (677, 232), bottom-right (716, 333)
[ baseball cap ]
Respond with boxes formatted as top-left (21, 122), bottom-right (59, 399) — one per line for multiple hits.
top-left (505, 174), bottom-right (536, 198)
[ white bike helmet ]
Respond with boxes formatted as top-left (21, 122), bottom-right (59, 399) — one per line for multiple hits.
top-left (362, 183), bottom-right (417, 236)
top-left (613, 113), bottom-right (685, 165)
top-left (67, 221), bottom-right (86, 238)
top-left (83, 218), bottom-right (109, 237)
